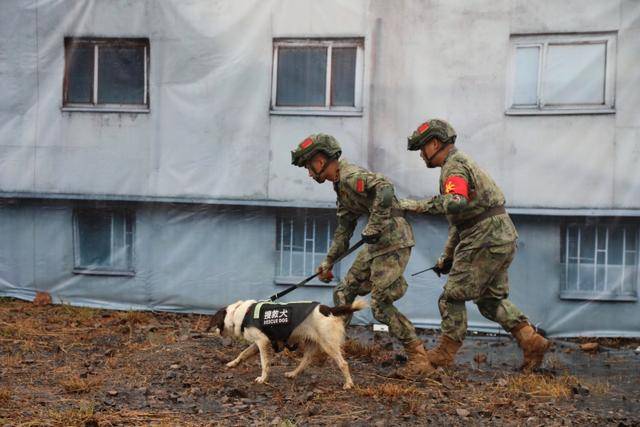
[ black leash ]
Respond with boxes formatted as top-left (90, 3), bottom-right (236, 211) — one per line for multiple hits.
top-left (268, 238), bottom-right (366, 301)
top-left (411, 266), bottom-right (435, 277)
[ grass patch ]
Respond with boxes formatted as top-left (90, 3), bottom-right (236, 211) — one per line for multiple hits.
top-left (355, 382), bottom-right (424, 400)
top-left (60, 376), bottom-right (103, 394)
top-left (343, 339), bottom-right (380, 359)
top-left (504, 374), bottom-right (578, 398)
top-left (46, 402), bottom-right (96, 425)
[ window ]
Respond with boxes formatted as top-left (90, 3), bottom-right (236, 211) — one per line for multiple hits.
top-left (271, 39), bottom-right (364, 115)
top-left (561, 219), bottom-right (638, 301)
top-left (73, 208), bottom-right (135, 275)
top-left (63, 38), bottom-right (149, 112)
top-left (507, 33), bottom-right (616, 115)
top-left (275, 211), bottom-right (339, 285)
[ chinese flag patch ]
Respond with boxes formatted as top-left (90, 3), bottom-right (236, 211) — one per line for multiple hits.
top-left (299, 138), bottom-right (313, 149)
top-left (418, 122), bottom-right (430, 134)
top-left (443, 175), bottom-right (469, 199)
top-left (356, 178), bottom-right (365, 193)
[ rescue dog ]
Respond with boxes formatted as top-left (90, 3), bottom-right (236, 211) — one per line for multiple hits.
top-left (207, 299), bottom-right (367, 389)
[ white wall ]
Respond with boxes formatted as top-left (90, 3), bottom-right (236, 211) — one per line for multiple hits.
top-left (0, 0), bottom-right (638, 209)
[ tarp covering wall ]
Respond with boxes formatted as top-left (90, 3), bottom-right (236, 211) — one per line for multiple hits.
top-left (1, 0), bottom-right (639, 337)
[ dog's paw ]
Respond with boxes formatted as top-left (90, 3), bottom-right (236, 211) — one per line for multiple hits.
top-left (343, 381), bottom-right (354, 390)
top-left (226, 360), bottom-right (238, 368)
top-left (254, 376), bottom-right (267, 384)
top-left (284, 371), bottom-right (297, 379)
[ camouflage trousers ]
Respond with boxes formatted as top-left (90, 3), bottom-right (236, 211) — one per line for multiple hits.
top-left (333, 247), bottom-right (418, 345)
top-left (439, 242), bottom-right (528, 343)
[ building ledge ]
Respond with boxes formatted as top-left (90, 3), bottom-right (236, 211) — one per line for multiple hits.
top-left (1, 192), bottom-right (640, 216)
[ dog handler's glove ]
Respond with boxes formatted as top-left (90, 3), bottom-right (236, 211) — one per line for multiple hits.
top-left (317, 260), bottom-right (334, 283)
top-left (432, 255), bottom-right (453, 277)
top-left (398, 198), bottom-right (421, 212)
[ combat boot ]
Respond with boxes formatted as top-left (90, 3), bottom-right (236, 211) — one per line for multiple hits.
top-left (426, 335), bottom-right (462, 368)
top-left (510, 322), bottom-right (551, 372)
top-left (397, 339), bottom-right (435, 377)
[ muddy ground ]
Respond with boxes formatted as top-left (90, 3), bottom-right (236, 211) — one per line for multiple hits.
top-left (1, 298), bottom-right (639, 426)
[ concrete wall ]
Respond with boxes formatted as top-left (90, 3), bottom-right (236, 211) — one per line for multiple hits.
top-left (1, 0), bottom-right (638, 209)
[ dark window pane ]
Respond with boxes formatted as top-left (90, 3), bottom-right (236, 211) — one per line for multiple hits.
top-left (597, 226), bottom-right (606, 249)
top-left (609, 227), bottom-right (624, 265)
top-left (566, 263), bottom-right (577, 290)
top-left (305, 218), bottom-right (313, 252)
top-left (67, 46), bottom-right (94, 103)
top-left (567, 226), bottom-right (578, 259)
top-left (77, 211), bottom-right (112, 267)
top-left (315, 219), bottom-right (328, 253)
top-left (579, 225), bottom-right (595, 263)
top-left (98, 46), bottom-right (145, 104)
top-left (76, 210), bottom-right (133, 271)
top-left (291, 215), bottom-right (304, 251)
top-left (331, 47), bottom-right (356, 106)
top-left (625, 226), bottom-right (637, 251)
top-left (276, 47), bottom-right (326, 107)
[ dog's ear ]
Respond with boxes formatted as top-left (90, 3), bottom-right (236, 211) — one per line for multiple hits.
top-left (206, 308), bottom-right (227, 333)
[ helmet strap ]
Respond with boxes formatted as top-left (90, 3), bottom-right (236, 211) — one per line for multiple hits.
top-left (308, 156), bottom-right (333, 181)
top-left (424, 141), bottom-right (448, 168)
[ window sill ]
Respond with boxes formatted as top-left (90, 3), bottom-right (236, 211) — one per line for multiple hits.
top-left (505, 108), bottom-right (615, 116)
top-left (559, 291), bottom-right (637, 302)
top-left (270, 109), bottom-right (363, 117)
top-left (274, 276), bottom-right (337, 287)
top-left (73, 268), bottom-right (136, 277)
top-left (62, 106), bottom-right (150, 114)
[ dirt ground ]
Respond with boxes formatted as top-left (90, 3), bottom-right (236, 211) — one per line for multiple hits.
top-left (1, 298), bottom-right (639, 426)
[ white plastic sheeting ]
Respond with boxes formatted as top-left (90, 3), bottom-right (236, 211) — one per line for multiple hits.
top-left (1, 0), bottom-right (639, 337)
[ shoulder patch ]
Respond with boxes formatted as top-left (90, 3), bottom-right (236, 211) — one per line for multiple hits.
top-left (356, 178), bottom-right (365, 193)
top-left (444, 175), bottom-right (469, 199)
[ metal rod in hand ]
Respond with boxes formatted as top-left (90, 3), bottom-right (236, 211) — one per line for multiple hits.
top-left (269, 238), bottom-right (366, 301)
top-left (411, 266), bottom-right (435, 277)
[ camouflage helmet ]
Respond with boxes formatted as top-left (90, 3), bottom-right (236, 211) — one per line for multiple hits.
top-left (291, 134), bottom-right (342, 167)
top-left (407, 119), bottom-right (457, 151)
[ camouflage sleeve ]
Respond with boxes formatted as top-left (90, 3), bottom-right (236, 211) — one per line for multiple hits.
top-left (440, 160), bottom-right (472, 214)
top-left (400, 161), bottom-right (471, 215)
top-left (325, 202), bottom-right (359, 263)
top-left (359, 173), bottom-right (393, 237)
top-left (442, 223), bottom-right (460, 261)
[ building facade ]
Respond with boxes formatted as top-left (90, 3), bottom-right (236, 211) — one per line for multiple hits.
top-left (1, 0), bottom-right (639, 336)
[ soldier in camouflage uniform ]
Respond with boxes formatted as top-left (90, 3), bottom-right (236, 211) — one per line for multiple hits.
top-left (291, 134), bottom-right (433, 376)
top-left (400, 119), bottom-right (550, 372)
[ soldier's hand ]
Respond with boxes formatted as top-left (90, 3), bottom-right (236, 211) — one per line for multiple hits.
top-left (433, 256), bottom-right (453, 277)
top-left (316, 260), bottom-right (334, 283)
top-left (398, 198), bottom-right (420, 212)
top-left (361, 230), bottom-right (381, 244)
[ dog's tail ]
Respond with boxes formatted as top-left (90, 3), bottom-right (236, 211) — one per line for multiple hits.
top-left (320, 299), bottom-right (368, 317)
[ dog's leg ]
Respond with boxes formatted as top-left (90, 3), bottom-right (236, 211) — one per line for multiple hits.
top-left (254, 339), bottom-right (272, 384)
top-left (285, 342), bottom-right (317, 379)
top-left (318, 339), bottom-right (354, 390)
top-left (226, 343), bottom-right (259, 368)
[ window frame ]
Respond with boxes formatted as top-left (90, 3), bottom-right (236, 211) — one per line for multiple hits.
top-left (72, 207), bottom-right (136, 276)
top-left (560, 218), bottom-right (638, 302)
top-left (270, 38), bottom-right (364, 116)
top-left (274, 210), bottom-right (340, 287)
top-left (506, 32), bottom-right (616, 115)
top-left (62, 37), bottom-right (150, 113)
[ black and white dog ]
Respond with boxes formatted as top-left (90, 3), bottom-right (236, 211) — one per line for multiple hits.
top-left (207, 299), bottom-right (366, 389)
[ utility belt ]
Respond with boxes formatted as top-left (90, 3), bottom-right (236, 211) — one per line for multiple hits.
top-left (454, 205), bottom-right (506, 232)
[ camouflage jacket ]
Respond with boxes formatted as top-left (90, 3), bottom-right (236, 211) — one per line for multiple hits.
top-left (326, 160), bottom-right (415, 262)
top-left (408, 149), bottom-right (517, 260)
